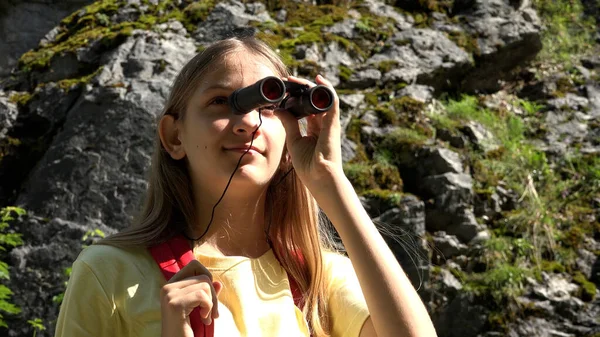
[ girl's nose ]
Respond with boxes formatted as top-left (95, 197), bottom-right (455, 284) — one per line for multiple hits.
top-left (232, 110), bottom-right (261, 135)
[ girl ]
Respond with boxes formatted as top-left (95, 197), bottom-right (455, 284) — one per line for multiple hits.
top-left (54, 36), bottom-right (437, 337)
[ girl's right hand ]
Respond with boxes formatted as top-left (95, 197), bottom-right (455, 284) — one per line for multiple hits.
top-left (160, 259), bottom-right (222, 337)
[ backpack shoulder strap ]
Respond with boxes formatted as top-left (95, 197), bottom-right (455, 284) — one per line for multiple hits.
top-left (149, 235), bottom-right (213, 337)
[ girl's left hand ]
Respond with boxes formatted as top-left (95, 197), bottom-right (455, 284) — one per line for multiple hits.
top-left (276, 74), bottom-right (344, 191)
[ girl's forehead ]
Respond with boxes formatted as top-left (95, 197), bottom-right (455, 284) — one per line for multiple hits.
top-left (198, 53), bottom-right (279, 88)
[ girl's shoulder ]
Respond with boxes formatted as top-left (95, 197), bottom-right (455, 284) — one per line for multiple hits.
top-left (74, 243), bottom-right (159, 281)
top-left (322, 250), bottom-right (356, 283)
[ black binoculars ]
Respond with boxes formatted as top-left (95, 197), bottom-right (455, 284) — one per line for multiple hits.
top-left (228, 76), bottom-right (334, 119)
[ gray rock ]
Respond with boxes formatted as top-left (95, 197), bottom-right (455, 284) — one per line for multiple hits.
top-left (461, 121), bottom-right (500, 152)
top-left (0, 0), bottom-right (96, 76)
top-left (0, 83), bottom-right (83, 205)
top-left (294, 43), bottom-right (320, 63)
top-left (432, 231), bottom-right (469, 260)
top-left (422, 172), bottom-right (474, 206)
top-left (585, 84), bottom-right (600, 118)
top-left (461, 0), bottom-right (543, 92)
top-left (346, 68), bottom-right (382, 89)
top-left (370, 29), bottom-right (472, 90)
top-left (436, 128), bottom-right (468, 148)
top-left (341, 137), bottom-right (357, 163)
top-left (325, 18), bottom-right (360, 39)
top-left (474, 191), bottom-right (502, 219)
top-left (338, 93), bottom-right (365, 109)
top-left (0, 91), bottom-right (18, 140)
top-left (373, 195), bottom-right (430, 289)
top-left (360, 110), bottom-right (379, 127)
top-left (275, 9), bottom-right (287, 22)
top-left (421, 173), bottom-right (483, 242)
top-left (547, 94), bottom-right (590, 112)
top-left (581, 54), bottom-right (600, 69)
top-left (440, 268), bottom-right (463, 294)
top-left (9, 29), bottom-right (196, 337)
top-left (361, 0), bottom-right (413, 30)
top-left (532, 273), bottom-right (579, 303)
top-left (396, 84), bottom-right (434, 103)
top-left (420, 147), bottom-right (464, 176)
top-left (434, 292), bottom-right (489, 337)
top-left (194, 0), bottom-right (272, 44)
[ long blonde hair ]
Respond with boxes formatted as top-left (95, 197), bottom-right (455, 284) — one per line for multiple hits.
top-left (98, 36), bottom-right (339, 337)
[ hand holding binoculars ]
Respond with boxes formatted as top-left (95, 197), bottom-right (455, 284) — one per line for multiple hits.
top-left (228, 76), bottom-right (334, 119)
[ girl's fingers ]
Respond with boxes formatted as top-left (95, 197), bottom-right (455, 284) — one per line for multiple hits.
top-left (306, 113), bottom-right (323, 138)
top-left (276, 108), bottom-right (302, 145)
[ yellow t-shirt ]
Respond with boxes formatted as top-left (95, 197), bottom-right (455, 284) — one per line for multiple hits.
top-left (54, 243), bottom-right (370, 337)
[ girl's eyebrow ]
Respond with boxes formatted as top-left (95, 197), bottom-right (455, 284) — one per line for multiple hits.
top-left (202, 83), bottom-right (235, 94)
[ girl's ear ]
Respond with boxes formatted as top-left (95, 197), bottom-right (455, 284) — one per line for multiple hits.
top-left (159, 115), bottom-right (186, 160)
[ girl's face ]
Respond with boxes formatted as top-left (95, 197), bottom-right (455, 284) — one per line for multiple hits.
top-left (176, 52), bottom-right (287, 195)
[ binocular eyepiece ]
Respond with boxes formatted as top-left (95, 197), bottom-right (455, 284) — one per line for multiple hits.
top-left (228, 76), bottom-right (334, 119)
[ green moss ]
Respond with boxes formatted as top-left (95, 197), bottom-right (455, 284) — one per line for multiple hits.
top-left (464, 263), bottom-right (530, 303)
top-left (17, 0), bottom-right (218, 73)
top-left (360, 189), bottom-right (405, 209)
top-left (323, 33), bottom-right (368, 59)
top-left (183, 1), bottom-right (215, 23)
top-left (56, 66), bottom-right (104, 92)
top-left (540, 260), bottom-right (566, 273)
top-left (372, 162), bottom-right (403, 190)
top-left (8, 92), bottom-right (33, 107)
top-left (533, 0), bottom-right (597, 64)
top-left (573, 271), bottom-right (597, 302)
top-left (381, 127), bottom-right (429, 147)
top-left (285, 4), bottom-right (347, 29)
top-left (338, 64), bottom-right (354, 82)
top-left (344, 163), bottom-right (377, 190)
top-left (375, 105), bottom-right (397, 126)
top-left (377, 60), bottom-right (399, 74)
top-left (446, 30), bottom-right (480, 56)
top-left (364, 92), bottom-right (378, 106)
top-left (19, 20), bottom-right (139, 72)
top-left (345, 118), bottom-right (369, 162)
top-left (391, 96), bottom-right (425, 115)
top-left (553, 76), bottom-right (577, 97)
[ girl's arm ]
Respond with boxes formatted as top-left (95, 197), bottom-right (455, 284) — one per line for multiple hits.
top-left (312, 174), bottom-right (438, 337)
top-left (277, 74), bottom-right (438, 337)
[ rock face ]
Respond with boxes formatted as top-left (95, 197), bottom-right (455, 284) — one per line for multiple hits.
top-left (3, 27), bottom-right (197, 336)
top-left (0, 0), bottom-right (95, 76)
top-left (0, 1), bottom-right (597, 337)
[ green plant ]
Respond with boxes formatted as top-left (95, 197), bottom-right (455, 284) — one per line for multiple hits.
top-left (27, 318), bottom-right (45, 337)
top-left (0, 206), bottom-right (26, 328)
top-left (533, 0), bottom-right (597, 64)
top-left (51, 267), bottom-right (72, 305)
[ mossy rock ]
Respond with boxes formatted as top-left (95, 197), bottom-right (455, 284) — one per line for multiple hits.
top-left (377, 60), bottom-right (399, 74)
top-left (344, 162), bottom-right (378, 190)
top-left (446, 30), bottom-right (480, 56)
top-left (372, 162), bottom-right (403, 190)
top-left (360, 189), bottom-right (406, 210)
top-left (56, 66), bottom-right (104, 92)
top-left (573, 271), bottom-right (597, 302)
top-left (8, 92), bottom-right (34, 108)
top-left (338, 64), bottom-right (354, 82)
top-left (374, 105), bottom-right (397, 126)
top-left (18, 0), bottom-right (217, 73)
top-left (390, 96), bottom-right (425, 115)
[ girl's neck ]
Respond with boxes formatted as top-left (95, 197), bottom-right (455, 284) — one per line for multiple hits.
top-left (191, 189), bottom-right (272, 258)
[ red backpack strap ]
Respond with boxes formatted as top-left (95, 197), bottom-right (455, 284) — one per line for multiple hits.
top-left (149, 235), bottom-right (213, 337)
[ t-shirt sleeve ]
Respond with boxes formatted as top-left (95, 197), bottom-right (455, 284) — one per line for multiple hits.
top-left (324, 252), bottom-right (370, 337)
top-left (54, 257), bottom-right (119, 337)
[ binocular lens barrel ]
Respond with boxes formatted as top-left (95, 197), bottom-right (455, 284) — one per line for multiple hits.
top-left (311, 87), bottom-right (333, 111)
top-left (229, 76), bottom-right (285, 114)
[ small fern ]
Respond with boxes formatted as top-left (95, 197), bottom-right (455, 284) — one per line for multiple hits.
top-left (0, 206), bottom-right (25, 328)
